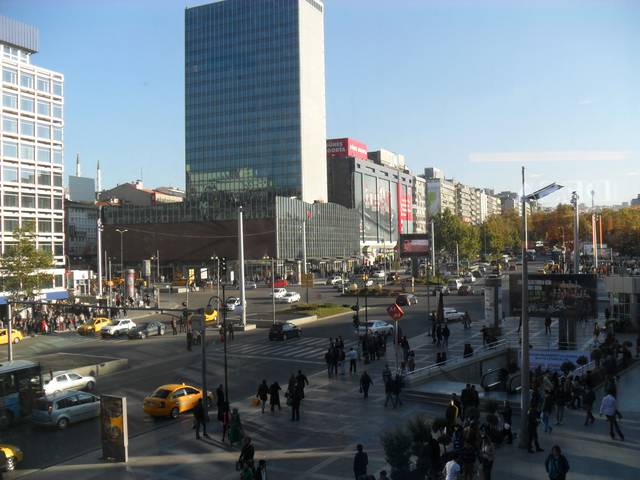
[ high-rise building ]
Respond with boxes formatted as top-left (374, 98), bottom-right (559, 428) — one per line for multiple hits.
top-left (412, 176), bottom-right (427, 233)
top-left (185, 0), bottom-right (327, 219)
top-left (1, 16), bottom-right (65, 267)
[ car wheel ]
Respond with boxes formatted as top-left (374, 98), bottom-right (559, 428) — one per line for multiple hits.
top-left (6, 456), bottom-right (16, 471)
top-left (85, 381), bottom-right (95, 391)
top-left (12, 337), bottom-right (20, 344)
top-left (170, 407), bottom-right (179, 419)
top-left (0, 409), bottom-right (14, 429)
top-left (57, 417), bottom-right (69, 430)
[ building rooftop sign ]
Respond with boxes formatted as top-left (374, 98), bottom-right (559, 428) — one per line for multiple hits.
top-left (326, 138), bottom-right (368, 160)
top-left (0, 16), bottom-right (39, 53)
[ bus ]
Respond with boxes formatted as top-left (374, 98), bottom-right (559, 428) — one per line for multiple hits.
top-left (0, 360), bottom-right (43, 428)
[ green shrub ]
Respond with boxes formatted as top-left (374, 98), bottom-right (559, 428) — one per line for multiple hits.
top-left (380, 427), bottom-right (412, 480)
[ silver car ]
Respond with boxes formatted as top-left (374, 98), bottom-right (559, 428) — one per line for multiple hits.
top-left (31, 391), bottom-right (100, 429)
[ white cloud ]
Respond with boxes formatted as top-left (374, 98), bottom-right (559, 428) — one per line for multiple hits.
top-left (469, 150), bottom-right (632, 163)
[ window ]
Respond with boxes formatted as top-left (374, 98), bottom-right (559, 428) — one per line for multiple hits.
top-left (171, 389), bottom-right (186, 398)
top-left (21, 120), bottom-right (35, 136)
top-left (37, 147), bottom-right (50, 162)
top-left (3, 140), bottom-right (18, 157)
top-left (20, 167), bottom-right (35, 184)
top-left (37, 171), bottom-right (51, 185)
top-left (3, 166), bottom-right (18, 182)
top-left (3, 117), bottom-right (18, 133)
top-left (38, 243), bottom-right (52, 254)
top-left (4, 218), bottom-right (18, 232)
top-left (52, 104), bottom-right (62, 118)
top-left (53, 196), bottom-right (63, 209)
top-left (53, 127), bottom-right (62, 142)
top-left (53, 173), bottom-right (62, 187)
top-left (20, 96), bottom-right (34, 112)
top-left (20, 73), bottom-right (34, 89)
top-left (20, 144), bottom-right (35, 161)
top-left (37, 123), bottom-right (50, 139)
top-left (54, 220), bottom-right (63, 232)
top-left (54, 273), bottom-right (63, 286)
top-left (53, 149), bottom-right (62, 164)
top-left (37, 101), bottom-right (50, 116)
top-left (68, 373), bottom-right (82, 381)
top-left (3, 193), bottom-right (18, 208)
top-left (56, 396), bottom-right (79, 410)
top-left (22, 218), bottom-right (35, 231)
top-left (21, 193), bottom-right (35, 208)
top-left (2, 68), bottom-right (17, 84)
top-left (52, 81), bottom-right (63, 96)
top-left (38, 195), bottom-right (51, 209)
top-left (38, 219), bottom-right (51, 232)
top-left (36, 77), bottom-right (50, 93)
top-left (3, 92), bottom-right (17, 108)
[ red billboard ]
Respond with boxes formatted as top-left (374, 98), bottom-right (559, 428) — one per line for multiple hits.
top-left (397, 184), bottom-right (413, 233)
top-left (326, 138), bottom-right (368, 160)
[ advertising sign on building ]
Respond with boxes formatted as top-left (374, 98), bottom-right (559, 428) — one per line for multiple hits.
top-left (519, 350), bottom-right (589, 372)
top-left (397, 184), bottom-right (413, 233)
top-left (399, 234), bottom-right (429, 257)
top-left (326, 138), bottom-right (369, 160)
top-left (100, 395), bottom-right (128, 462)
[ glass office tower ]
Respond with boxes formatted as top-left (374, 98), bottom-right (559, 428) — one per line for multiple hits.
top-left (185, 0), bottom-right (327, 219)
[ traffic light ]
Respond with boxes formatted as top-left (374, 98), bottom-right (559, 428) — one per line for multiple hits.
top-left (220, 257), bottom-right (227, 276)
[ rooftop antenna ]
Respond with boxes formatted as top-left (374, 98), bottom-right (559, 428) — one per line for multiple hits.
top-left (75, 153), bottom-right (81, 177)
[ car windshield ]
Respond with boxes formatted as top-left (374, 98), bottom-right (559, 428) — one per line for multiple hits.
top-left (227, 297), bottom-right (237, 302)
top-left (151, 388), bottom-right (172, 399)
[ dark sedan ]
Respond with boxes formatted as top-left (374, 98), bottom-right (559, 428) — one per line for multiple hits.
top-left (128, 321), bottom-right (165, 339)
top-left (268, 322), bottom-right (301, 341)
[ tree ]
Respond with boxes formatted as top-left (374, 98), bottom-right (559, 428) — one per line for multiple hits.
top-left (433, 209), bottom-right (480, 260)
top-left (380, 427), bottom-right (413, 480)
top-left (0, 226), bottom-right (55, 302)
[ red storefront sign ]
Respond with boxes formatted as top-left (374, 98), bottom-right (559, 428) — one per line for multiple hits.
top-left (326, 138), bottom-right (369, 160)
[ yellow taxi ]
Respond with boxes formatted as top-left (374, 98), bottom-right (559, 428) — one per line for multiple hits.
top-left (204, 308), bottom-right (218, 323)
top-left (77, 317), bottom-right (111, 335)
top-left (0, 329), bottom-right (23, 345)
top-left (0, 444), bottom-right (23, 471)
top-left (143, 383), bottom-right (213, 419)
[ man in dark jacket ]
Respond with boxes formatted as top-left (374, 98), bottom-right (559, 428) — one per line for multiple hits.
top-left (290, 383), bottom-right (303, 421)
top-left (269, 381), bottom-right (282, 412)
top-left (527, 407), bottom-right (543, 453)
top-left (193, 398), bottom-right (209, 440)
top-left (256, 380), bottom-right (269, 414)
top-left (353, 444), bottom-right (368, 480)
top-left (461, 384), bottom-right (472, 420)
top-left (545, 445), bottom-right (570, 480)
top-left (583, 386), bottom-right (596, 426)
top-left (360, 371), bottom-right (373, 399)
top-left (216, 384), bottom-right (225, 421)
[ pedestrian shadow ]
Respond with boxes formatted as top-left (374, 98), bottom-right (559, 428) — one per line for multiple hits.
top-left (201, 437), bottom-right (234, 450)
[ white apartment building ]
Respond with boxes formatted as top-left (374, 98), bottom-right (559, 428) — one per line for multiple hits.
top-left (412, 175), bottom-right (427, 233)
top-left (1, 16), bottom-right (66, 297)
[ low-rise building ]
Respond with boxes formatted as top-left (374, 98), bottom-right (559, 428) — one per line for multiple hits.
top-left (99, 181), bottom-right (184, 206)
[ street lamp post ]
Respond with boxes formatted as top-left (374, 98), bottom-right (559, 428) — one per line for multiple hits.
top-left (115, 229), bottom-right (128, 279)
top-left (517, 171), bottom-right (563, 449)
top-left (205, 287), bottom-right (228, 404)
top-left (571, 192), bottom-right (579, 274)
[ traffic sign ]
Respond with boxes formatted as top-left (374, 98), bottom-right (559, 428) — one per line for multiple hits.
top-left (386, 303), bottom-right (404, 321)
top-left (301, 273), bottom-right (314, 288)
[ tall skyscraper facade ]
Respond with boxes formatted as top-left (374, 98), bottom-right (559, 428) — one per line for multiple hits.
top-left (185, 0), bottom-right (327, 218)
top-left (1, 16), bottom-right (65, 269)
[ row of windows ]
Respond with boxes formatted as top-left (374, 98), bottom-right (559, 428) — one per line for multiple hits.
top-left (2, 140), bottom-right (63, 163)
top-left (2, 191), bottom-right (63, 210)
top-left (2, 92), bottom-right (63, 118)
top-left (2, 116), bottom-right (62, 141)
top-left (1, 165), bottom-right (63, 186)
top-left (3, 45), bottom-right (31, 63)
top-left (186, 41), bottom-right (299, 67)
top-left (2, 217), bottom-right (63, 234)
top-left (2, 67), bottom-right (63, 96)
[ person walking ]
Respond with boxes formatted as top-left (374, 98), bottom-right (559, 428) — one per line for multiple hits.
top-left (228, 407), bottom-right (243, 446)
top-left (527, 406), bottom-right (544, 453)
top-left (347, 347), bottom-right (358, 374)
top-left (353, 444), bottom-right (368, 480)
top-left (296, 370), bottom-right (309, 397)
top-left (500, 400), bottom-right (513, 444)
top-left (220, 403), bottom-right (230, 442)
top-left (555, 384), bottom-right (566, 426)
top-left (256, 380), bottom-right (269, 414)
top-left (460, 440), bottom-right (476, 480)
top-left (171, 317), bottom-right (177, 335)
top-left (193, 398), bottom-right (209, 440)
top-left (444, 456), bottom-right (461, 480)
top-left (290, 382), bottom-right (302, 421)
top-left (360, 371), bottom-right (373, 399)
top-left (599, 392), bottom-right (624, 440)
top-left (583, 386), bottom-right (596, 426)
top-left (238, 436), bottom-right (255, 470)
top-left (544, 314), bottom-right (552, 334)
top-left (443, 324), bottom-right (450, 348)
top-left (545, 445), bottom-right (570, 480)
top-left (255, 459), bottom-right (267, 480)
top-left (216, 384), bottom-right (225, 420)
top-left (392, 374), bottom-right (403, 408)
top-left (269, 381), bottom-right (282, 413)
top-left (479, 432), bottom-right (495, 480)
top-left (542, 392), bottom-right (554, 434)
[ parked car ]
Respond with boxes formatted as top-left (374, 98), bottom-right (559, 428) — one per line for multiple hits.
top-left (143, 383), bottom-right (213, 419)
top-left (278, 292), bottom-right (301, 304)
top-left (443, 309), bottom-right (466, 321)
top-left (225, 297), bottom-right (241, 311)
top-left (43, 371), bottom-right (96, 395)
top-left (268, 322), bottom-right (302, 340)
top-left (463, 273), bottom-right (476, 283)
top-left (128, 321), bottom-right (166, 339)
top-left (0, 444), bottom-right (22, 471)
top-left (371, 270), bottom-right (385, 279)
top-left (458, 285), bottom-right (473, 296)
top-left (0, 329), bottom-right (23, 345)
top-left (77, 317), bottom-right (111, 335)
top-left (101, 318), bottom-right (136, 337)
top-left (244, 281), bottom-right (257, 290)
top-left (271, 288), bottom-right (287, 299)
top-left (396, 293), bottom-right (418, 306)
top-left (326, 275), bottom-right (344, 285)
top-left (31, 391), bottom-right (101, 429)
top-left (269, 279), bottom-right (289, 288)
top-left (447, 278), bottom-right (464, 290)
top-left (355, 320), bottom-right (394, 337)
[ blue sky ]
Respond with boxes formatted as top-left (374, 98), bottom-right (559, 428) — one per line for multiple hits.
top-left (3, 0), bottom-right (639, 206)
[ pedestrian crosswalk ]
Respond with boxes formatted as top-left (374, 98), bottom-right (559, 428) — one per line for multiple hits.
top-left (213, 336), bottom-right (358, 363)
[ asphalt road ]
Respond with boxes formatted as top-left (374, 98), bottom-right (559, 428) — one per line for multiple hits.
top-left (4, 283), bottom-right (484, 472)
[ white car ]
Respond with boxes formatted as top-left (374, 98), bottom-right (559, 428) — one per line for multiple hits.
top-left (44, 371), bottom-right (96, 395)
top-left (244, 281), bottom-right (257, 289)
top-left (225, 297), bottom-right (241, 311)
top-left (355, 320), bottom-right (394, 337)
top-left (101, 318), bottom-right (136, 337)
top-left (271, 288), bottom-right (287, 299)
top-left (278, 292), bottom-right (301, 304)
top-left (443, 309), bottom-right (465, 321)
top-left (372, 270), bottom-right (385, 279)
top-left (328, 276), bottom-right (344, 285)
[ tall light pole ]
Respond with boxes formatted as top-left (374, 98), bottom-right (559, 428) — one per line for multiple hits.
top-left (96, 207), bottom-right (103, 297)
top-left (571, 192), bottom-right (579, 274)
top-left (115, 228), bottom-right (128, 279)
top-left (430, 219), bottom-right (436, 277)
top-left (517, 172), bottom-right (563, 449)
